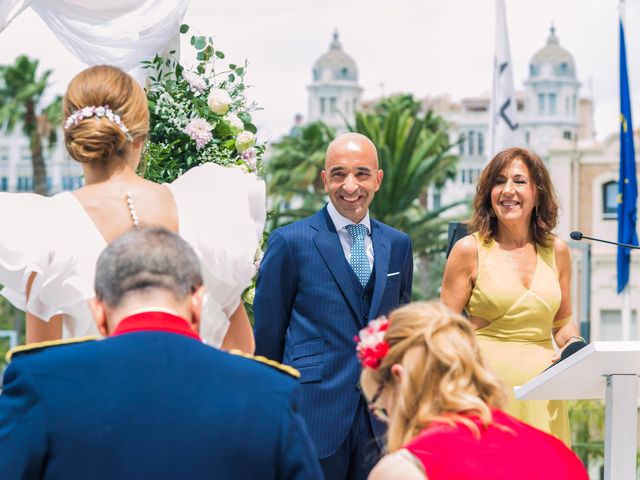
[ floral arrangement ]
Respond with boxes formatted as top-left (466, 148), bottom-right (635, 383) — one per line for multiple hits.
top-left (141, 24), bottom-right (264, 184)
top-left (355, 317), bottom-right (390, 369)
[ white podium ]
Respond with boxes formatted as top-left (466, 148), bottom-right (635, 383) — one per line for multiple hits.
top-left (515, 341), bottom-right (640, 480)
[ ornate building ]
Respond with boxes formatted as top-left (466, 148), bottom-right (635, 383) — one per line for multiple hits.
top-left (307, 30), bottom-right (362, 132)
top-left (0, 129), bottom-right (83, 194)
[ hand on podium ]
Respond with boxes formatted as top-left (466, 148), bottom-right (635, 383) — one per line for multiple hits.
top-left (551, 337), bottom-right (587, 364)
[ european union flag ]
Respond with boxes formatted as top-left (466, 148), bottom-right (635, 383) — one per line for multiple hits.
top-left (617, 18), bottom-right (639, 294)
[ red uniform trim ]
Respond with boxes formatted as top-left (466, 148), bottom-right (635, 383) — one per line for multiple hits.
top-left (112, 311), bottom-right (201, 341)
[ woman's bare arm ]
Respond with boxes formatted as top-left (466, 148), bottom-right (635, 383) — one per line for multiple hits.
top-left (220, 302), bottom-right (255, 354)
top-left (25, 272), bottom-right (63, 343)
top-left (551, 238), bottom-right (581, 361)
top-left (440, 235), bottom-right (477, 314)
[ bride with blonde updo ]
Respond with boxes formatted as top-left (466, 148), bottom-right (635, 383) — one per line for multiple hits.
top-left (0, 65), bottom-right (264, 352)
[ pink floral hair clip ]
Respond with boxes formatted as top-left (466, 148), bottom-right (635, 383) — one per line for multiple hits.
top-left (64, 105), bottom-right (132, 141)
top-left (355, 317), bottom-right (390, 370)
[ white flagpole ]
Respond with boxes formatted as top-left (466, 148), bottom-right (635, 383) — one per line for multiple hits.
top-left (488, 0), bottom-right (519, 160)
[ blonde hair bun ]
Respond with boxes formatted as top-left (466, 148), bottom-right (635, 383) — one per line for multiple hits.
top-left (63, 65), bottom-right (149, 165)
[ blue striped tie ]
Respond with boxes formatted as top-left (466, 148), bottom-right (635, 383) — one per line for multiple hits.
top-left (346, 224), bottom-right (371, 286)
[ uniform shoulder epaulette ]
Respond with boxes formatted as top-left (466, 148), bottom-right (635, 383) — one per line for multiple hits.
top-left (229, 349), bottom-right (300, 378)
top-left (5, 336), bottom-right (99, 363)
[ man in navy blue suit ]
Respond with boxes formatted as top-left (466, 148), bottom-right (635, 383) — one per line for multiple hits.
top-left (254, 133), bottom-right (413, 479)
top-left (0, 227), bottom-right (322, 480)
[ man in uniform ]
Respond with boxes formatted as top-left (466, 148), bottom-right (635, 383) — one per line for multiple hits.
top-left (0, 226), bottom-right (322, 480)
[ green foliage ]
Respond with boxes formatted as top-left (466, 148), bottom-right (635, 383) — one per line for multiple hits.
top-left (0, 298), bottom-right (24, 371)
top-left (141, 25), bottom-right (263, 184)
top-left (266, 121), bottom-right (335, 229)
top-left (354, 96), bottom-right (461, 255)
top-left (0, 55), bottom-right (60, 195)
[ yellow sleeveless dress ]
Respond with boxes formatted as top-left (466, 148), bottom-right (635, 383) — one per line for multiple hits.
top-left (466, 233), bottom-right (571, 445)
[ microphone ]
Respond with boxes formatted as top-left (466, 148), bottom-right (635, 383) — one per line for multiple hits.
top-left (570, 231), bottom-right (640, 250)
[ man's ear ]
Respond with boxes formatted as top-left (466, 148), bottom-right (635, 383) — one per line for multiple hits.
top-left (189, 286), bottom-right (206, 334)
top-left (375, 169), bottom-right (384, 191)
top-left (90, 297), bottom-right (110, 337)
top-left (321, 170), bottom-right (329, 192)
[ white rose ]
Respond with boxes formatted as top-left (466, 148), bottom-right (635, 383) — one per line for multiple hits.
top-left (225, 112), bottom-right (244, 130)
top-left (235, 131), bottom-right (256, 153)
top-left (207, 88), bottom-right (232, 115)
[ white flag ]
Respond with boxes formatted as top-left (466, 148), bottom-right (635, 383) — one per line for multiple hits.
top-left (488, 0), bottom-right (519, 159)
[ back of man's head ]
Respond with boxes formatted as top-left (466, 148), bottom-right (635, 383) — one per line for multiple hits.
top-left (94, 226), bottom-right (203, 308)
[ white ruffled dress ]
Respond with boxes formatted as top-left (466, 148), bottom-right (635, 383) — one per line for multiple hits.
top-left (0, 163), bottom-right (265, 347)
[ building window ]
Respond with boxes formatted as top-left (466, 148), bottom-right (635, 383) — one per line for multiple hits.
top-left (478, 132), bottom-right (484, 156)
top-left (461, 169), bottom-right (466, 183)
top-left (0, 177), bottom-right (7, 191)
top-left (320, 98), bottom-right (326, 114)
top-left (602, 181), bottom-right (618, 219)
top-left (468, 131), bottom-right (475, 156)
top-left (313, 69), bottom-right (320, 81)
top-left (565, 96), bottom-right (570, 113)
top-left (352, 99), bottom-right (357, 113)
top-left (17, 177), bottom-right (32, 192)
top-left (344, 101), bottom-right (349, 114)
top-left (572, 94), bottom-right (577, 114)
top-left (433, 188), bottom-right (441, 210)
top-left (538, 93), bottom-right (545, 114)
top-left (525, 131), bottom-right (530, 144)
top-left (341, 67), bottom-right (349, 78)
top-left (329, 97), bottom-right (337, 113)
top-left (601, 309), bottom-right (638, 340)
top-left (62, 176), bottom-right (83, 191)
top-left (563, 131), bottom-right (572, 140)
top-left (458, 133), bottom-right (465, 155)
top-left (548, 93), bottom-right (557, 114)
top-left (20, 147), bottom-right (31, 163)
top-left (0, 146), bottom-right (8, 162)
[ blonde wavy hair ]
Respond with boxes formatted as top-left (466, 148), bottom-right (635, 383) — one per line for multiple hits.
top-left (360, 301), bottom-right (506, 452)
top-left (63, 65), bottom-right (149, 165)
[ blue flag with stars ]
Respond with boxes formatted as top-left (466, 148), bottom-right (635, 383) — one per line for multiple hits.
top-left (617, 18), bottom-right (639, 294)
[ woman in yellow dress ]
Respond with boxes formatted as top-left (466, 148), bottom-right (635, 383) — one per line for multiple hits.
top-left (441, 147), bottom-right (585, 445)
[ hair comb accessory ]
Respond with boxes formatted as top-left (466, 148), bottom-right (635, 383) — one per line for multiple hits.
top-left (64, 105), bottom-right (132, 141)
top-left (355, 317), bottom-right (390, 369)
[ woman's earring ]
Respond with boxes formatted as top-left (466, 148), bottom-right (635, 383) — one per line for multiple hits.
top-left (534, 205), bottom-right (539, 217)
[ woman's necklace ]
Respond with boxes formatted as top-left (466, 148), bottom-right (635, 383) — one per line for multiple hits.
top-left (125, 192), bottom-right (140, 228)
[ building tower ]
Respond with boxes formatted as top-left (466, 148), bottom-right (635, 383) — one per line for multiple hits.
top-left (522, 25), bottom-right (582, 156)
top-left (307, 30), bottom-right (363, 132)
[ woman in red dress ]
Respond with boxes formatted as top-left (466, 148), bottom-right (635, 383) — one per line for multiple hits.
top-left (357, 302), bottom-right (588, 480)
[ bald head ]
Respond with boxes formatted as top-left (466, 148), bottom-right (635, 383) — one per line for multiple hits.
top-left (321, 133), bottom-right (383, 223)
top-left (325, 133), bottom-right (379, 170)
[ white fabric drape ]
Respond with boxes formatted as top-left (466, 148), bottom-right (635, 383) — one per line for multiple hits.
top-left (1, 0), bottom-right (189, 73)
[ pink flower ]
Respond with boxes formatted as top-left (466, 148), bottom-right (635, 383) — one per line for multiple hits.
top-left (355, 317), bottom-right (390, 369)
top-left (184, 118), bottom-right (213, 150)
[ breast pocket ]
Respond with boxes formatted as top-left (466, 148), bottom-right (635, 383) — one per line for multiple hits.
top-left (291, 338), bottom-right (325, 384)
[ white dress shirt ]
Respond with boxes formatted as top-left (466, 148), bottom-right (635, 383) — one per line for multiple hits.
top-left (327, 202), bottom-right (374, 270)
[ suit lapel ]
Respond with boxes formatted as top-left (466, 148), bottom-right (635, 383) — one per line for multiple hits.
top-left (369, 221), bottom-right (390, 320)
top-left (312, 209), bottom-right (361, 321)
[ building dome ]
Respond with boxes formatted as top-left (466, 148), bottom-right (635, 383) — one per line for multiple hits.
top-left (529, 25), bottom-right (576, 78)
top-left (312, 30), bottom-right (358, 83)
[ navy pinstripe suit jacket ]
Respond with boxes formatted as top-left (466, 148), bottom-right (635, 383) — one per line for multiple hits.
top-left (254, 206), bottom-right (413, 458)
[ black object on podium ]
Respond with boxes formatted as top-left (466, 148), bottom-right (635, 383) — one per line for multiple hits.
top-left (446, 222), bottom-right (469, 258)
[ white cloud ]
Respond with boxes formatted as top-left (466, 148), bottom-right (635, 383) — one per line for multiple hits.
top-left (1, 0), bottom-right (638, 140)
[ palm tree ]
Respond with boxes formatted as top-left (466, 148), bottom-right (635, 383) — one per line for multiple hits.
top-left (266, 121), bottom-right (335, 229)
top-left (353, 96), bottom-right (460, 255)
top-left (0, 55), bottom-right (62, 195)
